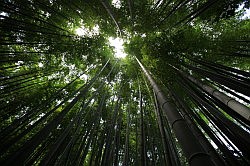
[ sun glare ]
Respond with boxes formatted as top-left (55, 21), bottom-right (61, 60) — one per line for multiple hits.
top-left (108, 37), bottom-right (127, 58)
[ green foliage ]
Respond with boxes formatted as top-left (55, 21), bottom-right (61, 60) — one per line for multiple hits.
top-left (0, 0), bottom-right (250, 165)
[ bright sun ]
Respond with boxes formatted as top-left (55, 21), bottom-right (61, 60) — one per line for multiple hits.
top-left (108, 37), bottom-right (127, 58)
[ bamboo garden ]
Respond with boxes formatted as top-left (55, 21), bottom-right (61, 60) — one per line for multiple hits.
top-left (0, 0), bottom-right (250, 165)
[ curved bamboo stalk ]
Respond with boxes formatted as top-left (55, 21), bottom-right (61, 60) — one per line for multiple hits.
top-left (123, 99), bottom-right (131, 166)
top-left (100, 0), bottom-right (122, 36)
top-left (177, 79), bottom-right (243, 165)
top-left (1, 59), bottom-right (110, 165)
top-left (127, 0), bottom-right (133, 22)
top-left (169, 88), bottom-right (226, 166)
top-left (185, 63), bottom-right (250, 97)
top-left (192, 59), bottom-right (250, 81)
top-left (135, 57), bottom-right (215, 166)
top-left (177, 67), bottom-right (250, 121)
top-left (153, 89), bottom-right (179, 166)
top-left (179, 77), bottom-right (250, 160)
top-left (181, 69), bottom-right (250, 121)
top-left (138, 80), bottom-right (147, 166)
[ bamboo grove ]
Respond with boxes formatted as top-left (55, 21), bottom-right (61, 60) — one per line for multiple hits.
top-left (0, 0), bottom-right (250, 165)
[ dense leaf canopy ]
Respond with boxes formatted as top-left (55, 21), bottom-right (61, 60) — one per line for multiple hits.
top-left (0, 0), bottom-right (250, 165)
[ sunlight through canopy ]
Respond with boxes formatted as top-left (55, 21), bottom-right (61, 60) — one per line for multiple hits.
top-left (75, 25), bottom-right (100, 37)
top-left (1, 0), bottom-right (250, 165)
top-left (108, 37), bottom-right (127, 58)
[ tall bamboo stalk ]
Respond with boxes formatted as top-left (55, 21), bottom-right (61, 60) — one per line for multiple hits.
top-left (135, 57), bottom-right (215, 166)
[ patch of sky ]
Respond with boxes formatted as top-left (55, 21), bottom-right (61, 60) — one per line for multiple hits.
top-left (112, 0), bottom-right (121, 9)
top-left (237, 3), bottom-right (250, 19)
top-left (108, 37), bottom-right (127, 58)
top-left (75, 24), bottom-right (100, 37)
top-left (0, 12), bottom-right (8, 19)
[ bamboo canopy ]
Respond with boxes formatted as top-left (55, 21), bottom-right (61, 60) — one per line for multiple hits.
top-left (0, 0), bottom-right (250, 165)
